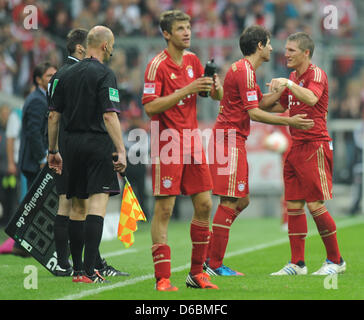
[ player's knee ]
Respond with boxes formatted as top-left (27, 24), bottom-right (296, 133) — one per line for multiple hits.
top-left (156, 204), bottom-right (174, 221)
top-left (195, 198), bottom-right (213, 216)
top-left (236, 196), bottom-right (249, 213)
top-left (70, 206), bottom-right (86, 220)
top-left (307, 201), bottom-right (325, 214)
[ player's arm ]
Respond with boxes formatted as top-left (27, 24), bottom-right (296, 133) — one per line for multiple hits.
top-left (6, 137), bottom-right (16, 175)
top-left (103, 111), bottom-right (127, 173)
top-left (268, 78), bottom-right (318, 106)
top-left (259, 90), bottom-right (286, 113)
top-left (48, 111), bottom-right (60, 151)
top-left (48, 110), bottom-right (62, 174)
top-left (144, 77), bottom-right (214, 117)
top-left (248, 107), bottom-right (314, 130)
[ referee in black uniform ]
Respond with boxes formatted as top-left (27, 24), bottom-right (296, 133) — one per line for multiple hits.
top-left (48, 26), bottom-right (127, 283)
top-left (48, 28), bottom-right (88, 277)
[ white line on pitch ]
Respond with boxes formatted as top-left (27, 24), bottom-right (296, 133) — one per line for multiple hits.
top-left (101, 249), bottom-right (138, 258)
top-left (57, 217), bottom-right (364, 300)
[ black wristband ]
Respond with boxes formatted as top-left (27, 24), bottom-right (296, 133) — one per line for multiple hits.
top-left (48, 150), bottom-right (59, 154)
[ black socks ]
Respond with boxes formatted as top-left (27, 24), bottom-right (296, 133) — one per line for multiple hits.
top-left (68, 219), bottom-right (85, 272)
top-left (84, 215), bottom-right (104, 276)
top-left (54, 215), bottom-right (70, 269)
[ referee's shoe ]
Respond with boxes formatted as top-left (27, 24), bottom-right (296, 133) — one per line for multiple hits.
top-left (54, 265), bottom-right (74, 277)
top-left (79, 271), bottom-right (109, 284)
top-left (96, 258), bottom-right (130, 277)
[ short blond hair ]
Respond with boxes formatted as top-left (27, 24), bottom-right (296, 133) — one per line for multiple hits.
top-left (159, 10), bottom-right (190, 34)
top-left (287, 32), bottom-right (315, 58)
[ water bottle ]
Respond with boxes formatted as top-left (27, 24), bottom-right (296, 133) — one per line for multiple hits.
top-left (199, 59), bottom-right (217, 97)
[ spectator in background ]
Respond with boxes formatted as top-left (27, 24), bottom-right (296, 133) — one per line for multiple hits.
top-left (47, 8), bottom-right (71, 40)
top-left (232, 2), bottom-right (247, 32)
top-left (19, 61), bottom-right (57, 189)
top-left (245, 0), bottom-right (274, 32)
top-left (100, 3), bottom-right (124, 37)
top-left (73, 0), bottom-right (101, 30)
top-left (220, 2), bottom-right (238, 36)
top-left (268, 0), bottom-right (299, 36)
top-left (109, 48), bottom-right (128, 88)
top-left (140, 0), bottom-right (162, 37)
top-left (0, 0), bottom-right (10, 21)
top-left (0, 44), bottom-right (17, 95)
top-left (114, 0), bottom-right (142, 36)
top-left (4, 104), bottom-right (23, 226)
top-left (0, 104), bottom-right (28, 256)
top-left (31, 30), bottom-right (57, 67)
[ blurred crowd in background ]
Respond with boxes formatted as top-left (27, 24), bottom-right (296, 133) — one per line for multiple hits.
top-left (0, 0), bottom-right (364, 221)
top-left (1, 0), bottom-right (363, 115)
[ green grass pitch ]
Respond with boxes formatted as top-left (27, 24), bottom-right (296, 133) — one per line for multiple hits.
top-left (0, 216), bottom-right (363, 301)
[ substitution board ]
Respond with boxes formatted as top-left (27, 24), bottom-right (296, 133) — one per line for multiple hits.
top-left (5, 166), bottom-right (60, 275)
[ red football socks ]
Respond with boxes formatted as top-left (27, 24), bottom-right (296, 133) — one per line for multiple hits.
top-left (152, 243), bottom-right (171, 280)
top-left (310, 206), bottom-right (341, 264)
top-left (190, 219), bottom-right (210, 275)
top-left (287, 208), bottom-right (307, 264)
top-left (207, 205), bottom-right (238, 270)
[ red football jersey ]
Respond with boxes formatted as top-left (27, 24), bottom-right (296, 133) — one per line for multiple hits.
top-left (279, 64), bottom-right (331, 143)
top-left (142, 49), bottom-right (204, 133)
top-left (214, 58), bottom-right (263, 139)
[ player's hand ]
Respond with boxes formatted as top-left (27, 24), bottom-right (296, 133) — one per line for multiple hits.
top-left (288, 114), bottom-right (314, 130)
top-left (267, 78), bottom-right (288, 93)
top-left (48, 153), bottom-right (63, 175)
top-left (210, 73), bottom-right (223, 98)
top-left (186, 77), bottom-right (214, 95)
top-left (112, 152), bottom-right (127, 174)
top-left (7, 162), bottom-right (17, 175)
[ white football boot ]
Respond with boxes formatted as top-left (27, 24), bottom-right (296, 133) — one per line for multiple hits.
top-left (271, 262), bottom-right (308, 276)
top-left (311, 259), bottom-right (346, 275)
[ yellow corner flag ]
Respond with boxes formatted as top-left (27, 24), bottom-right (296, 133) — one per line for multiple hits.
top-left (117, 177), bottom-right (147, 248)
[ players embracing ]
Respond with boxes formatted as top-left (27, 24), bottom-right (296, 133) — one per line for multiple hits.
top-left (265, 32), bottom-right (345, 276)
top-left (205, 26), bottom-right (314, 277)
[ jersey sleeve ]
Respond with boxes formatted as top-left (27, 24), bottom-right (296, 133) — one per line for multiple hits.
top-left (237, 69), bottom-right (260, 111)
top-left (97, 70), bottom-right (121, 114)
top-left (50, 76), bottom-right (64, 113)
top-left (306, 68), bottom-right (326, 100)
top-left (141, 60), bottom-right (163, 105)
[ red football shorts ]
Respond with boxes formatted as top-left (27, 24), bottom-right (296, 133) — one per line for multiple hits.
top-left (151, 154), bottom-right (213, 196)
top-left (208, 133), bottom-right (249, 198)
top-left (284, 140), bottom-right (333, 202)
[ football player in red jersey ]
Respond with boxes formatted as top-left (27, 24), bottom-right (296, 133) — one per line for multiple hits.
top-left (142, 10), bottom-right (223, 291)
top-left (205, 26), bottom-right (314, 277)
top-left (267, 32), bottom-right (346, 276)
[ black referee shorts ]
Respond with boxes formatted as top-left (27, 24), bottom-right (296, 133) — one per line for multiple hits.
top-left (65, 132), bottom-right (120, 199)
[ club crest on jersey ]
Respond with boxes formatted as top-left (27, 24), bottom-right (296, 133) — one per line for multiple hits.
top-left (299, 80), bottom-right (305, 87)
top-left (237, 181), bottom-right (246, 192)
top-left (186, 65), bottom-right (194, 78)
top-left (247, 90), bottom-right (258, 102)
top-left (162, 176), bottom-right (173, 189)
top-left (144, 83), bottom-right (156, 94)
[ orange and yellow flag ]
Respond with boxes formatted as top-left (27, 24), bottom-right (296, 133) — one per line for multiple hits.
top-left (117, 178), bottom-right (146, 248)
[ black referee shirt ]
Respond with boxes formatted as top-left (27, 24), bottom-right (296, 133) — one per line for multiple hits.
top-left (48, 56), bottom-right (80, 132)
top-left (50, 57), bottom-right (121, 134)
